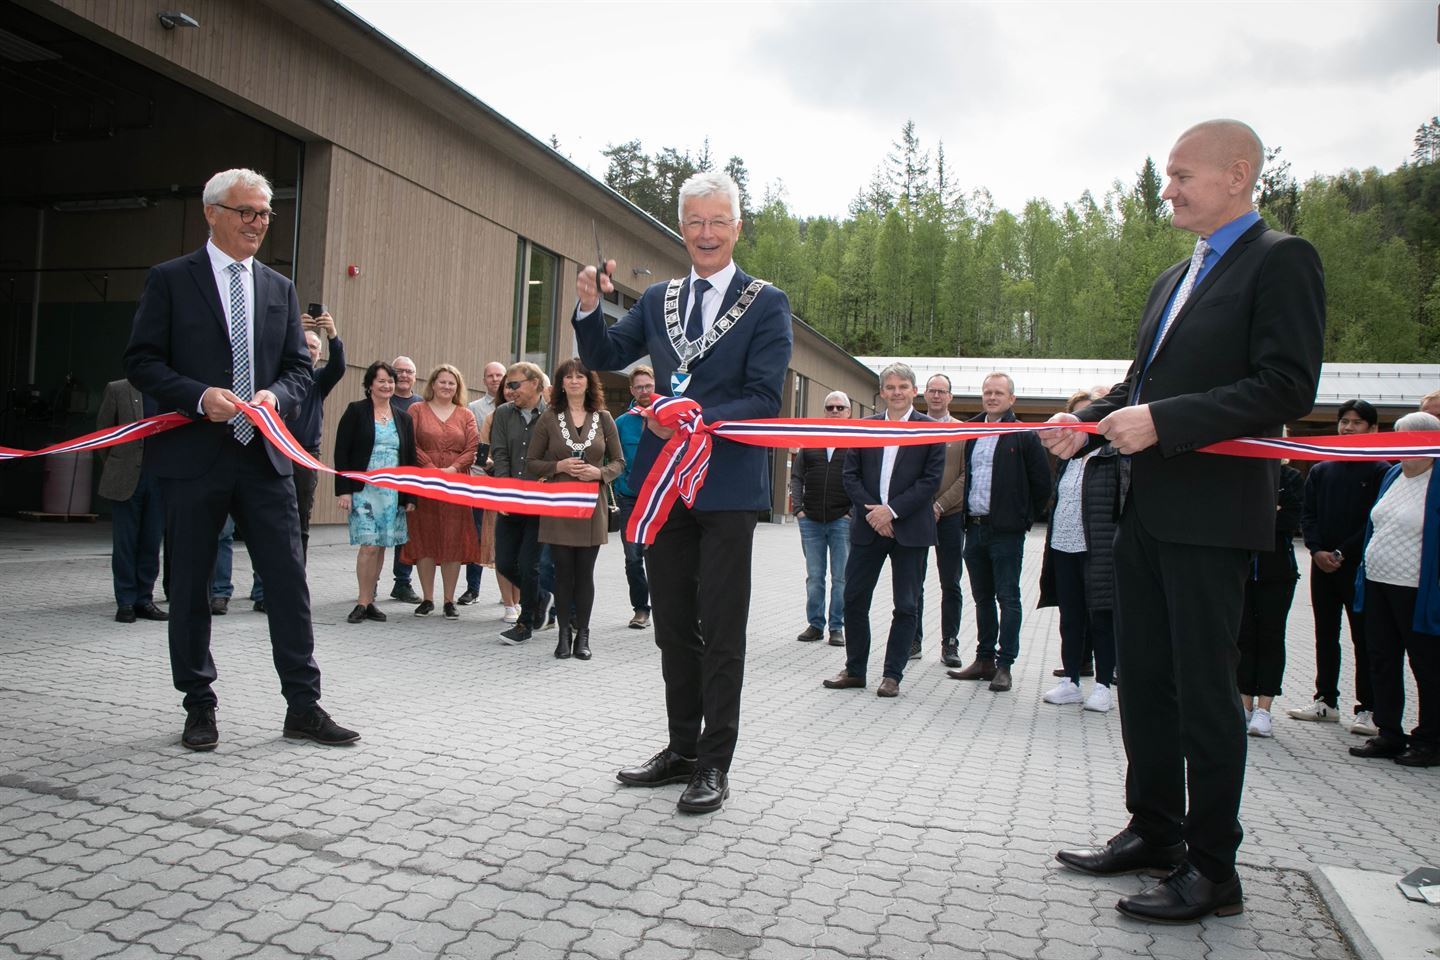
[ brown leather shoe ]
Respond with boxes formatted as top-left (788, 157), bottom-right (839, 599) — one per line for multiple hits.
top-left (876, 677), bottom-right (900, 698)
top-left (822, 671), bottom-right (865, 689)
top-left (989, 665), bottom-right (1013, 692)
top-left (948, 658), bottom-right (995, 681)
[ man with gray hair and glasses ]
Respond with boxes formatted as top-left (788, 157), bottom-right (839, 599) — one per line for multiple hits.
top-left (574, 170), bottom-right (792, 815)
top-left (791, 390), bottom-right (854, 646)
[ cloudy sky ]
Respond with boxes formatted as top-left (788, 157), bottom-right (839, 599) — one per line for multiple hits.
top-left (340, 0), bottom-right (1437, 218)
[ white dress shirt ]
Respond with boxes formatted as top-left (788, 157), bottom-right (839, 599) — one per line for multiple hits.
top-left (203, 239), bottom-right (256, 411)
top-left (879, 407), bottom-right (914, 516)
top-left (683, 261), bottom-right (737, 338)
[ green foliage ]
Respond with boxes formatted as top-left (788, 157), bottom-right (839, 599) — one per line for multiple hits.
top-left (607, 123), bottom-right (1439, 362)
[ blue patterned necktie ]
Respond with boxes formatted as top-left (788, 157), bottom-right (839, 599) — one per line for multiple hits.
top-left (226, 262), bottom-right (254, 444)
top-left (685, 278), bottom-right (711, 341)
top-left (1147, 238), bottom-right (1210, 362)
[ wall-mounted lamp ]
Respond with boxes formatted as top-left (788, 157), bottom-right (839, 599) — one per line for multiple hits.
top-left (157, 11), bottom-right (199, 29)
top-left (632, 267), bottom-right (652, 278)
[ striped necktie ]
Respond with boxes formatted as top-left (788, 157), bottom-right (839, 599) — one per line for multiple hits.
top-left (1148, 237), bottom-right (1210, 361)
top-left (226, 262), bottom-right (254, 444)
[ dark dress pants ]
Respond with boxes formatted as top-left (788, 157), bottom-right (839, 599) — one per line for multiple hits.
top-left (1236, 574), bottom-right (1296, 698)
top-left (844, 534), bottom-right (927, 682)
top-left (1114, 503), bottom-right (1249, 883)
top-left (494, 513), bottom-right (542, 628)
top-left (645, 506), bottom-right (756, 772)
top-left (110, 472), bottom-right (164, 607)
top-left (916, 511), bottom-right (965, 646)
top-left (162, 438), bottom-right (321, 711)
top-left (293, 461), bottom-right (318, 564)
top-left (1310, 563), bottom-right (1371, 713)
top-left (1364, 580), bottom-right (1439, 746)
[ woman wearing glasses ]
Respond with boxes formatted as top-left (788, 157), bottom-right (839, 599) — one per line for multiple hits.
top-left (334, 361), bottom-right (417, 624)
top-left (399, 364), bottom-right (483, 620)
top-left (526, 358), bottom-right (623, 660)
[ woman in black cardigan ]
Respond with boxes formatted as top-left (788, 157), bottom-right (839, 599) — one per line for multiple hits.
top-left (334, 361), bottom-right (417, 623)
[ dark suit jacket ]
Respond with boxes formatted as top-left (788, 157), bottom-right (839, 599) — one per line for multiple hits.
top-left (333, 398), bottom-right (417, 504)
top-left (843, 410), bottom-right (946, 548)
top-left (572, 266), bottom-right (792, 511)
top-left (1078, 219), bottom-right (1325, 552)
top-left (961, 409), bottom-right (1053, 532)
top-left (123, 245), bottom-right (312, 479)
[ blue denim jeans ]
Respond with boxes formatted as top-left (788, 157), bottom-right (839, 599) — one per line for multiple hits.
top-left (963, 522), bottom-right (1025, 665)
top-left (465, 508), bottom-right (486, 594)
top-left (615, 493), bottom-right (650, 612)
top-left (799, 515), bottom-right (849, 631)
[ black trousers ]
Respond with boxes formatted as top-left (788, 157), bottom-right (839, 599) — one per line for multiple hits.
top-left (293, 462), bottom-right (318, 565)
top-left (494, 514), bottom-right (542, 629)
top-left (844, 535), bottom-right (927, 683)
top-left (915, 511), bottom-right (964, 646)
top-left (1310, 563), bottom-right (1371, 713)
top-left (645, 506), bottom-right (757, 772)
top-left (1114, 504), bottom-right (1248, 882)
top-left (1236, 575), bottom-right (1296, 697)
top-left (161, 438), bottom-right (321, 711)
top-left (1053, 549), bottom-right (1116, 686)
top-left (1364, 580), bottom-right (1439, 746)
top-left (551, 544), bottom-right (599, 633)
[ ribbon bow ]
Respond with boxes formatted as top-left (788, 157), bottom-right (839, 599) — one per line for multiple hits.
top-left (626, 396), bottom-right (714, 545)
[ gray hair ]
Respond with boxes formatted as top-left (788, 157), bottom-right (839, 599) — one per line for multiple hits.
top-left (982, 371), bottom-right (1015, 395)
top-left (878, 362), bottom-right (917, 389)
top-left (1394, 411), bottom-right (1440, 433)
top-left (823, 390), bottom-right (850, 407)
top-left (202, 168), bottom-right (273, 206)
top-left (678, 171), bottom-right (741, 221)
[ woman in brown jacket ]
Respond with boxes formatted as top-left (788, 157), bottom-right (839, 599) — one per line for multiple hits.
top-left (527, 358), bottom-right (623, 660)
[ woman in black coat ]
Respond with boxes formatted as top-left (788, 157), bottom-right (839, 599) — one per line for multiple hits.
top-left (333, 361), bottom-right (417, 623)
top-left (1235, 464), bottom-right (1303, 737)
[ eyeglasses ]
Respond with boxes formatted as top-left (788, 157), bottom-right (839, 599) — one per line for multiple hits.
top-left (505, 380), bottom-right (532, 391)
top-left (825, 405), bottom-right (849, 412)
top-left (212, 203), bottom-right (276, 224)
top-left (680, 217), bottom-right (736, 233)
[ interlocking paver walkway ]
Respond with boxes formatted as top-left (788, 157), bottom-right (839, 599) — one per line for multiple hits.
top-left (1, 515), bottom-right (1432, 959)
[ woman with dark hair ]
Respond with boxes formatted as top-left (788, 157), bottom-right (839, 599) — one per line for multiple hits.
top-left (1038, 387), bottom-right (1122, 712)
top-left (526, 358), bottom-right (623, 660)
top-left (334, 361), bottom-right (416, 624)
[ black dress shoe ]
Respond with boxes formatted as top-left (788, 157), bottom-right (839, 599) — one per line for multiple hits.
top-left (617, 748), bottom-right (696, 787)
top-left (283, 706), bottom-right (360, 745)
top-left (182, 706), bottom-right (218, 751)
top-left (1116, 863), bottom-right (1243, 923)
top-left (1395, 742), bottom-right (1440, 767)
top-left (346, 604), bottom-right (366, 624)
top-left (941, 638), bottom-right (962, 668)
top-left (989, 665), bottom-right (1013, 692)
top-left (555, 624), bottom-right (573, 659)
top-left (796, 626), bottom-right (823, 642)
top-left (364, 603), bottom-right (387, 622)
top-left (1349, 736), bottom-right (1406, 759)
top-left (573, 629), bottom-right (592, 661)
top-left (115, 605), bottom-right (137, 623)
top-left (1056, 828), bottom-right (1186, 877)
top-left (677, 766), bottom-right (729, 814)
top-left (828, 630), bottom-right (845, 646)
top-left (135, 601), bottom-right (169, 621)
top-left (210, 597), bottom-right (229, 616)
top-left (252, 600), bottom-right (266, 614)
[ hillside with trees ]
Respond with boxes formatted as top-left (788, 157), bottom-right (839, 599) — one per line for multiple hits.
top-left (600, 119), bottom-right (1440, 363)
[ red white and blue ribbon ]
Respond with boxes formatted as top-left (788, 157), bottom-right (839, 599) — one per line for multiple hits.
top-left (0, 412), bottom-right (191, 462)
top-left (626, 396), bottom-right (713, 544)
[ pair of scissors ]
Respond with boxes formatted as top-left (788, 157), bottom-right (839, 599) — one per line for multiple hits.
top-left (592, 220), bottom-right (612, 292)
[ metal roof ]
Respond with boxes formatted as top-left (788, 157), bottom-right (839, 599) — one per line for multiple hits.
top-left (856, 358), bottom-right (1440, 408)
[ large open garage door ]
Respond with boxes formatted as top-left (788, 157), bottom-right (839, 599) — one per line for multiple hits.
top-left (0, 3), bottom-right (303, 514)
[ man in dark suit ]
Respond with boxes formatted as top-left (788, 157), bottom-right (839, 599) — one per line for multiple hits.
top-left (574, 171), bottom-right (792, 815)
top-left (96, 379), bottom-right (167, 624)
top-left (822, 364), bottom-right (944, 698)
top-left (1044, 120), bottom-right (1324, 923)
top-left (124, 167), bottom-right (359, 752)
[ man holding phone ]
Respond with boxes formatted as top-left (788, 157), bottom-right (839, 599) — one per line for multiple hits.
top-left (293, 306), bottom-right (345, 561)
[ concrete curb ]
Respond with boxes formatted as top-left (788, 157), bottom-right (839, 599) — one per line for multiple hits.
top-left (1311, 866), bottom-right (1383, 960)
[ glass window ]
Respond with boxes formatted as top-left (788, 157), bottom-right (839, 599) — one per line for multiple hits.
top-left (512, 239), bottom-right (559, 374)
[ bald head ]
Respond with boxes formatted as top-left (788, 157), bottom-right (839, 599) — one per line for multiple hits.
top-left (1178, 119), bottom-right (1264, 192)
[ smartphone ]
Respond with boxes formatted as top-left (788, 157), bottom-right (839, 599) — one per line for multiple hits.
top-left (307, 302), bottom-right (325, 318)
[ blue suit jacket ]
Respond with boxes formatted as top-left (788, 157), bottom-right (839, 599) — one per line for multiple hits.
top-left (572, 266), bottom-right (792, 511)
top-left (843, 410), bottom-right (946, 548)
top-left (123, 246), bottom-right (312, 479)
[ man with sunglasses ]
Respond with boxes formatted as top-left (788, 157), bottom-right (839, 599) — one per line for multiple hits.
top-left (790, 391), bottom-right (854, 647)
top-left (490, 362), bottom-right (549, 645)
top-left (125, 168), bottom-right (359, 752)
top-left (574, 171), bottom-right (792, 815)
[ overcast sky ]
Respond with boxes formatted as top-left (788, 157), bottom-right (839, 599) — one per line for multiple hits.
top-left (340, 0), bottom-right (1438, 218)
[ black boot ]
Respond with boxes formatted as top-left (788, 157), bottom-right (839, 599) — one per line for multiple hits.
top-left (573, 628), bottom-right (592, 661)
top-left (554, 623), bottom-right (573, 659)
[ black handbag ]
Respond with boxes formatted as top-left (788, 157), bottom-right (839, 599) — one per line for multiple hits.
top-left (605, 482), bottom-right (622, 533)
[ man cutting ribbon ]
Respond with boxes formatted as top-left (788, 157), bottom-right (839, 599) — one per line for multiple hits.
top-left (573, 170), bottom-right (792, 815)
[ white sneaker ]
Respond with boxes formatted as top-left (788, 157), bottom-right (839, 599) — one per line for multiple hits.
top-left (1350, 711), bottom-right (1379, 736)
top-left (1083, 684), bottom-right (1113, 713)
top-left (1286, 699), bottom-right (1338, 722)
top-left (1043, 678), bottom-right (1084, 705)
top-left (502, 605), bottom-right (519, 624)
top-left (1247, 708), bottom-right (1274, 737)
